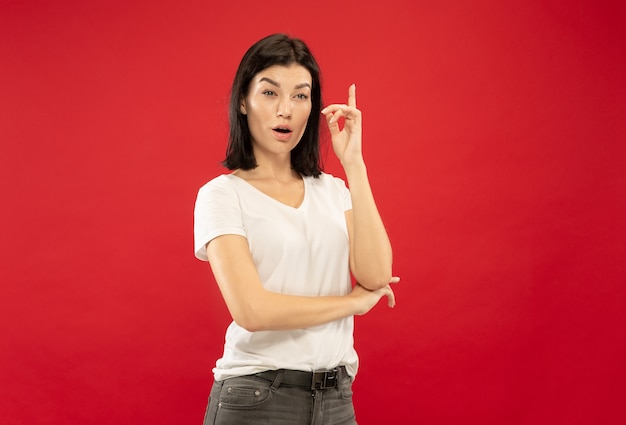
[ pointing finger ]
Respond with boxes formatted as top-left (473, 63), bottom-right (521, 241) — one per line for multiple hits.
top-left (348, 84), bottom-right (356, 108)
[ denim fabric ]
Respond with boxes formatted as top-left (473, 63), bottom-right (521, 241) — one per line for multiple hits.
top-left (203, 370), bottom-right (357, 425)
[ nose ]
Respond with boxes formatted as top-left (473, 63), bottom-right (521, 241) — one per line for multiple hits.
top-left (276, 97), bottom-right (292, 118)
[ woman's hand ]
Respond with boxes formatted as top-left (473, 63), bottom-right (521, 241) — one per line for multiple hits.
top-left (350, 276), bottom-right (400, 315)
top-left (321, 84), bottom-right (364, 168)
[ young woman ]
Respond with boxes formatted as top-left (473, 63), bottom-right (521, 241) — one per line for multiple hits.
top-left (194, 33), bottom-right (398, 425)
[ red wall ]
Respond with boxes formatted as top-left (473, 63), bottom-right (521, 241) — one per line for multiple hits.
top-left (1, 1), bottom-right (625, 424)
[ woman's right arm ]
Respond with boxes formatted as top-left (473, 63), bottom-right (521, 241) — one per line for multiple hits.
top-left (206, 234), bottom-right (396, 332)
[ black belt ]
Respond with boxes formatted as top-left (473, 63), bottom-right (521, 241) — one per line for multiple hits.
top-left (255, 366), bottom-right (347, 390)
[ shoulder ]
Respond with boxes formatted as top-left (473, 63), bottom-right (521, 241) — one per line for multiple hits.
top-left (198, 174), bottom-right (237, 193)
top-left (197, 174), bottom-right (244, 197)
top-left (306, 173), bottom-right (349, 192)
top-left (196, 174), bottom-right (242, 205)
top-left (305, 173), bottom-right (351, 210)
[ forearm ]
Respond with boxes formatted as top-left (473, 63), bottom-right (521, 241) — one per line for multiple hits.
top-left (236, 290), bottom-right (358, 332)
top-left (207, 234), bottom-right (394, 332)
top-left (207, 235), bottom-right (362, 332)
top-left (345, 161), bottom-right (393, 289)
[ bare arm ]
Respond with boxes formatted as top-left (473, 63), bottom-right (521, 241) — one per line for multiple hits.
top-left (206, 234), bottom-right (395, 332)
top-left (344, 165), bottom-right (393, 290)
top-left (323, 84), bottom-right (393, 290)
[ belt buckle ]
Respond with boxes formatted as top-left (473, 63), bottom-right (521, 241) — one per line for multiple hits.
top-left (311, 368), bottom-right (338, 390)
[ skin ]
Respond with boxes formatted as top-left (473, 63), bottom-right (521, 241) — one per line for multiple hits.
top-left (206, 64), bottom-right (398, 332)
top-left (322, 84), bottom-right (394, 290)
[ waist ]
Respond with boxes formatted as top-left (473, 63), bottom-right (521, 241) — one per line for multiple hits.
top-left (255, 366), bottom-right (348, 390)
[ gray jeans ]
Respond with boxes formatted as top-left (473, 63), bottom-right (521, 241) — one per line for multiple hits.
top-left (202, 369), bottom-right (357, 425)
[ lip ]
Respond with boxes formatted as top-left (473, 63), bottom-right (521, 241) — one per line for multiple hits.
top-left (272, 125), bottom-right (293, 141)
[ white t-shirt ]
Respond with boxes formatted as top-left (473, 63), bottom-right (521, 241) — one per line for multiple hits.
top-left (194, 173), bottom-right (358, 381)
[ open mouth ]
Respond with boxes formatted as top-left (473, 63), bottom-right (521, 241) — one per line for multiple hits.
top-left (273, 126), bottom-right (292, 134)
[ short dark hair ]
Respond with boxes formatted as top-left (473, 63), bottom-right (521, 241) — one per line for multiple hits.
top-left (222, 34), bottom-right (323, 177)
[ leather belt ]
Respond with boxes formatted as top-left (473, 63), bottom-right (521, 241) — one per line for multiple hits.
top-left (255, 366), bottom-right (347, 390)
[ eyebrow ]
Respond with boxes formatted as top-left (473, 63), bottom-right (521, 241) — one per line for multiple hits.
top-left (258, 77), bottom-right (311, 90)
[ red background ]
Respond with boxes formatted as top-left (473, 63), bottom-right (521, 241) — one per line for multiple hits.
top-left (1, 0), bottom-right (625, 424)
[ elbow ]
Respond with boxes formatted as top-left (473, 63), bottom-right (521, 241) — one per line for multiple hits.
top-left (359, 278), bottom-right (392, 291)
top-left (234, 317), bottom-right (266, 333)
top-left (225, 289), bottom-right (273, 332)
top-left (356, 269), bottom-right (393, 291)
top-left (236, 320), bottom-right (264, 333)
top-left (352, 249), bottom-right (394, 291)
top-left (231, 307), bottom-right (270, 333)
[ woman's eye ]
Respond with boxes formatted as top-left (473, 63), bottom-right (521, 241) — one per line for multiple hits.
top-left (262, 90), bottom-right (276, 96)
top-left (295, 94), bottom-right (309, 100)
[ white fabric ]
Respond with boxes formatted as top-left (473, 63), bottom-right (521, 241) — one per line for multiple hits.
top-left (194, 173), bottom-right (358, 381)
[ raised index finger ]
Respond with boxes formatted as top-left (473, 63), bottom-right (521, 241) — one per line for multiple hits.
top-left (348, 83), bottom-right (356, 108)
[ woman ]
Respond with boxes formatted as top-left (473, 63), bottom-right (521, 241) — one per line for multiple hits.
top-left (194, 33), bottom-right (398, 425)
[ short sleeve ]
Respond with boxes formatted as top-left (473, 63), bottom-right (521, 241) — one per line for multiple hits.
top-left (193, 176), bottom-right (246, 261)
top-left (333, 176), bottom-right (352, 212)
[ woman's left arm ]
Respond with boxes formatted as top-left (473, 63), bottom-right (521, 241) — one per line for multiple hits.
top-left (322, 84), bottom-right (393, 290)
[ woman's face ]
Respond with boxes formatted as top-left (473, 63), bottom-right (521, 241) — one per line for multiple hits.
top-left (241, 64), bottom-right (312, 160)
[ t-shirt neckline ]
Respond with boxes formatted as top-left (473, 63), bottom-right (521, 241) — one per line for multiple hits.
top-left (226, 173), bottom-right (308, 211)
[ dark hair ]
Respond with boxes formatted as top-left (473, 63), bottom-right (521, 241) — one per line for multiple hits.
top-left (222, 33), bottom-right (323, 177)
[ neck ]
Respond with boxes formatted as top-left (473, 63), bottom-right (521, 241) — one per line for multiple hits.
top-left (246, 151), bottom-right (298, 182)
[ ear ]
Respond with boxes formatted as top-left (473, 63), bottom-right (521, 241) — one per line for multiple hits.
top-left (240, 99), bottom-right (247, 115)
